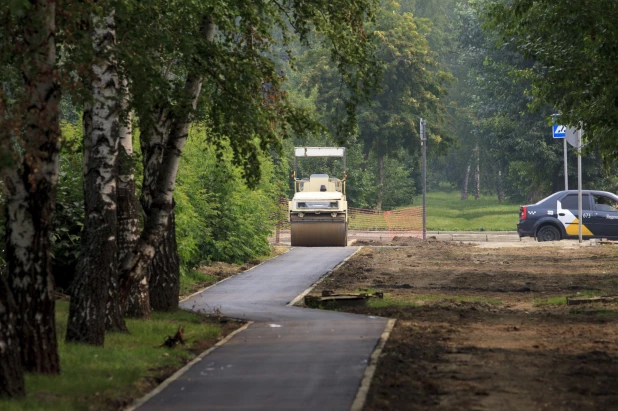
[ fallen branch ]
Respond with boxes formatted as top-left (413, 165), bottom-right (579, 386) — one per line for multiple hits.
top-left (566, 296), bottom-right (618, 305)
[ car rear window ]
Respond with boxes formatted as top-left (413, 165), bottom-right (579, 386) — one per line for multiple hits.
top-left (560, 194), bottom-right (590, 210)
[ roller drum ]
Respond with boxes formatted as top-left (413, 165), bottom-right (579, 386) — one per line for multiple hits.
top-left (290, 215), bottom-right (347, 247)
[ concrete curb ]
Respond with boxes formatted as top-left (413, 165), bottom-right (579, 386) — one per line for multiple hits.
top-left (350, 318), bottom-right (397, 411)
top-left (125, 321), bottom-right (253, 411)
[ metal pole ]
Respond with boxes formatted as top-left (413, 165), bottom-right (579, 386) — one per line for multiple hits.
top-left (577, 128), bottom-right (582, 243)
top-left (420, 119), bottom-right (427, 241)
top-left (563, 137), bottom-right (568, 190)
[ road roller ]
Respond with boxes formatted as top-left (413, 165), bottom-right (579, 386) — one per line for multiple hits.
top-left (289, 147), bottom-right (348, 246)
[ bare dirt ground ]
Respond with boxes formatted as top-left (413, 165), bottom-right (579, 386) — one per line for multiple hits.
top-left (309, 238), bottom-right (618, 410)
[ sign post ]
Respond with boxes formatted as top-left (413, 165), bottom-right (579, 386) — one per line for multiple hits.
top-left (577, 128), bottom-right (583, 243)
top-left (420, 118), bottom-right (427, 241)
top-left (563, 126), bottom-right (585, 243)
top-left (552, 116), bottom-right (568, 190)
top-left (553, 117), bottom-right (585, 243)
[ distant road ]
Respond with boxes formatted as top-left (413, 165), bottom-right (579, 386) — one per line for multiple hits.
top-left (271, 230), bottom-right (532, 244)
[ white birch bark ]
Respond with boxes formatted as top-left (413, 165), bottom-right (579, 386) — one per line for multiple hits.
top-left (114, 89), bottom-right (149, 318)
top-left (113, 82), bottom-right (144, 320)
top-left (140, 108), bottom-right (181, 312)
top-left (67, 10), bottom-right (122, 344)
top-left (4, 0), bottom-right (60, 374)
top-left (376, 154), bottom-right (385, 212)
top-left (474, 145), bottom-right (480, 200)
top-left (461, 156), bottom-right (471, 200)
top-left (120, 16), bottom-right (216, 287)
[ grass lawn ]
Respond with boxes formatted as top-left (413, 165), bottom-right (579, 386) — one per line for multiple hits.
top-left (417, 189), bottom-right (520, 231)
top-left (0, 300), bottom-right (231, 411)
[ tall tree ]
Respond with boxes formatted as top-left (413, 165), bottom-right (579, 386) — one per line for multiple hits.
top-left (116, 0), bottom-right (382, 306)
top-left (304, 1), bottom-right (454, 209)
top-left (114, 83), bottom-right (142, 319)
top-left (487, 0), bottom-right (618, 157)
top-left (2, 0), bottom-right (61, 373)
top-left (67, 9), bottom-right (122, 344)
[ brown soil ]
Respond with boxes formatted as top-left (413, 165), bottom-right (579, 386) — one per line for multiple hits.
top-left (311, 237), bottom-right (618, 410)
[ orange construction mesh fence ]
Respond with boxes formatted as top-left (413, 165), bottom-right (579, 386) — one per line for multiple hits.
top-left (270, 197), bottom-right (423, 243)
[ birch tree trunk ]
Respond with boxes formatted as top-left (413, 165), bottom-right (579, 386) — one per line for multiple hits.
top-left (376, 153), bottom-right (385, 212)
top-left (138, 110), bottom-right (179, 312)
top-left (474, 145), bottom-right (480, 200)
top-left (4, 0), bottom-right (61, 374)
top-left (496, 168), bottom-right (504, 204)
top-left (148, 210), bottom-right (180, 311)
top-left (461, 156), bottom-right (471, 200)
top-left (111, 87), bottom-right (142, 321)
top-left (67, 12), bottom-right (122, 344)
top-left (0, 274), bottom-right (25, 397)
top-left (120, 16), bottom-right (215, 300)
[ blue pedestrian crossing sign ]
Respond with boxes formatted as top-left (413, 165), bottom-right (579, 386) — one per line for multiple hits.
top-left (553, 125), bottom-right (567, 138)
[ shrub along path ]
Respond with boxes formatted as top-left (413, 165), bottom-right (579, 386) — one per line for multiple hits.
top-left (135, 247), bottom-right (389, 410)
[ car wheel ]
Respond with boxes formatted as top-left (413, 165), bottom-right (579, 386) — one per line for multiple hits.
top-left (537, 225), bottom-right (561, 242)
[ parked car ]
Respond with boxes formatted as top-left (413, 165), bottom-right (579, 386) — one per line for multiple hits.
top-left (517, 190), bottom-right (618, 241)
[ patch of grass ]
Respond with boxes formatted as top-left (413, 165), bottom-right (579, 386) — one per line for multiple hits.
top-left (0, 301), bottom-right (224, 411)
top-left (413, 189), bottom-right (520, 231)
top-left (367, 297), bottom-right (418, 308)
top-left (179, 269), bottom-right (218, 296)
top-left (570, 309), bottom-right (618, 317)
top-left (533, 296), bottom-right (568, 306)
top-left (410, 294), bottom-right (503, 306)
top-left (354, 288), bottom-right (377, 294)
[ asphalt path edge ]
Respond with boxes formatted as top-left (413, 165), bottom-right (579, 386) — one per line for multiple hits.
top-left (350, 318), bottom-right (397, 411)
top-left (124, 321), bottom-right (254, 411)
top-left (179, 248), bottom-right (292, 304)
top-left (287, 246), bottom-right (364, 306)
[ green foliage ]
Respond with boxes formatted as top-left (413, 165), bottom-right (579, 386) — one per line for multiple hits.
top-left (0, 301), bottom-right (223, 411)
top-left (52, 121), bottom-right (84, 291)
top-left (486, 0), bottom-right (618, 160)
top-left (175, 125), bottom-right (281, 268)
top-left (112, 0), bottom-right (381, 187)
top-left (430, 1), bottom-right (618, 203)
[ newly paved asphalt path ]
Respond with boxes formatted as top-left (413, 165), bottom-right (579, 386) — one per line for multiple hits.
top-left (138, 247), bottom-right (389, 411)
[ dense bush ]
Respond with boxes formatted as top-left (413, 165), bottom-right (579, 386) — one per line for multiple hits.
top-left (49, 120), bottom-right (284, 286)
top-left (52, 121), bottom-right (84, 291)
top-left (175, 125), bottom-right (284, 271)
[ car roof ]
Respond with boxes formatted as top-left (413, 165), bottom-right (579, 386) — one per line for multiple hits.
top-left (529, 190), bottom-right (618, 206)
top-left (552, 190), bottom-right (617, 196)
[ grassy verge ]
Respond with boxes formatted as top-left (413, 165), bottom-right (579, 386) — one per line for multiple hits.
top-left (533, 296), bottom-right (568, 307)
top-left (414, 189), bottom-right (520, 231)
top-left (409, 294), bottom-right (503, 306)
top-left (367, 297), bottom-right (418, 308)
top-left (0, 301), bottom-right (235, 411)
top-left (179, 269), bottom-right (218, 297)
